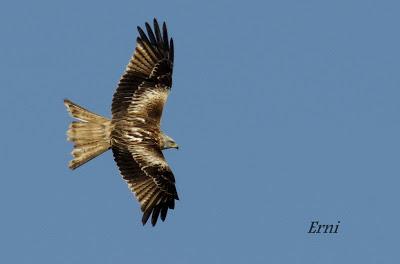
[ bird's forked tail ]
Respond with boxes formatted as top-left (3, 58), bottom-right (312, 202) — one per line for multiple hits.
top-left (64, 99), bottom-right (112, 169)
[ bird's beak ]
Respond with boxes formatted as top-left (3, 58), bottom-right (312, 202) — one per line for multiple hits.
top-left (175, 145), bottom-right (179, 150)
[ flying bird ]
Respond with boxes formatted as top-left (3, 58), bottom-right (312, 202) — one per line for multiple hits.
top-left (64, 19), bottom-right (179, 226)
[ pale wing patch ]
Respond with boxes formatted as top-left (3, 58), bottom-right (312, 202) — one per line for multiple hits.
top-left (127, 83), bottom-right (169, 123)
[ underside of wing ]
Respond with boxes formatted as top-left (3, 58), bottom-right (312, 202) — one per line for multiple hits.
top-left (112, 146), bottom-right (178, 226)
top-left (127, 81), bottom-right (170, 123)
top-left (112, 18), bottom-right (174, 120)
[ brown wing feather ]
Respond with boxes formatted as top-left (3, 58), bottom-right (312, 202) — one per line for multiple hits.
top-left (127, 141), bottom-right (179, 199)
top-left (111, 18), bottom-right (174, 120)
top-left (112, 147), bottom-right (177, 226)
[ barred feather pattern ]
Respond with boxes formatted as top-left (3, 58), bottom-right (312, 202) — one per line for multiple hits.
top-left (64, 99), bottom-right (112, 169)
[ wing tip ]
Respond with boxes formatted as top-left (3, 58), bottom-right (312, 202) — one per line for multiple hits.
top-left (142, 209), bottom-right (151, 226)
top-left (141, 197), bottom-right (177, 226)
top-left (64, 98), bottom-right (73, 109)
top-left (137, 26), bottom-right (143, 35)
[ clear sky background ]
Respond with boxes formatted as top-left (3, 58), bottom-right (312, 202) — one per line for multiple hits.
top-left (1, 0), bottom-right (399, 263)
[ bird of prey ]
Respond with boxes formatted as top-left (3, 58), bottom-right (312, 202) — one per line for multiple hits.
top-left (64, 19), bottom-right (179, 226)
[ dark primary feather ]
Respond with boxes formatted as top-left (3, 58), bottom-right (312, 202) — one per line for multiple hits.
top-left (137, 26), bottom-right (150, 44)
top-left (145, 22), bottom-right (158, 47)
top-left (170, 38), bottom-right (174, 63)
top-left (153, 20), bottom-right (162, 48)
top-left (162, 22), bottom-right (169, 51)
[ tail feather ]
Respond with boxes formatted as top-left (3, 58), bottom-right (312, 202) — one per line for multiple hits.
top-left (64, 99), bottom-right (112, 170)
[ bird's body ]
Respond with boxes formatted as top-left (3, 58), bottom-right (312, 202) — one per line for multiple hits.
top-left (64, 19), bottom-right (179, 226)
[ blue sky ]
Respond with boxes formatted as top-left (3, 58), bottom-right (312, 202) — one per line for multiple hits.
top-left (1, 0), bottom-right (399, 263)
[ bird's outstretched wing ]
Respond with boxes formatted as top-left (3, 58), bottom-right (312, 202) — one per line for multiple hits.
top-left (111, 18), bottom-right (174, 122)
top-left (111, 19), bottom-right (177, 226)
top-left (112, 145), bottom-right (178, 226)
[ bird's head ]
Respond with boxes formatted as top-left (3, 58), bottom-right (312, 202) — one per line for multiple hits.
top-left (161, 133), bottom-right (179, 150)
